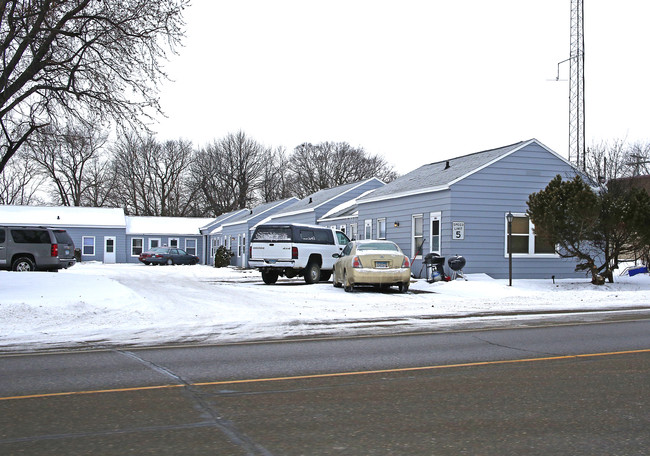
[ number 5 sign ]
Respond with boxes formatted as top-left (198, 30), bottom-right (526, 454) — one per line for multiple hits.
top-left (452, 221), bottom-right (465, 240)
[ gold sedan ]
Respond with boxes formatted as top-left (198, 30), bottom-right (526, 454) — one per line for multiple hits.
top-left (332, 240), bottom-right (412, 293)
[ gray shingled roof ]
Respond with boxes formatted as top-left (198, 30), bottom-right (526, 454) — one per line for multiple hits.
top-left (278, 179), bottom-right (374, 214)
top-left (360, 140), bottom-right (529, 201)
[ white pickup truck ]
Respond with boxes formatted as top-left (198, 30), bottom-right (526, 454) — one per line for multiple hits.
top-left (248, 223), bottom-right (350, 284)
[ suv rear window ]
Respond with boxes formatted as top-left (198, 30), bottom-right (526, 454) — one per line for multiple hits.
top-left (53, 230), bottom-right (73, 244)
top-left (252, 227), bottom-right (292, 242)
top-left (11, 229), bottom-right (50, 244)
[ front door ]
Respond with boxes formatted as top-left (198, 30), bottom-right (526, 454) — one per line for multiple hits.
top-left (104, 236), bottom-right (116, 264)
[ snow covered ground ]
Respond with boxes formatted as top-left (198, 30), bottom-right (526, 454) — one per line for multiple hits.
top-left (1, 263), bottom-right (649, 351)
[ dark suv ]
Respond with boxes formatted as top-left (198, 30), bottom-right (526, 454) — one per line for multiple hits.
top-left (0, 226), bottom-right (76, 271)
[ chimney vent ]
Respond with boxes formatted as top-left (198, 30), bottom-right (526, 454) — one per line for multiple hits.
top-left (445, 161), bottom-right (450, 170)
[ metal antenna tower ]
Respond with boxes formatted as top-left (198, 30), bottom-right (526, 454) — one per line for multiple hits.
top-left (569, 0), bottom-right (585, 169)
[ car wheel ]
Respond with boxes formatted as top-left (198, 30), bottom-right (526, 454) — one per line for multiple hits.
top-left (166, 258), bottom-right (173, 266)
top-left (304, 262), bottom-right (320, 284)
top-left (144, 261), bottom-right (151, 266)
top-left (398, 281), bottom-right (410, 293)
top-left (319, 271), bottom-right (331, 282)
top-left (12, 257), bottom-right (35, 272)
top-left (332, 269), bottom-right (342, 288)
top-left (262, 270), bottom-right (279, 284)
top-left (343, 270), bottom-right (353, 293)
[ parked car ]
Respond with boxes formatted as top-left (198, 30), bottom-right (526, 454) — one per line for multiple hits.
top-left (332, 240), bottom-right (411, 293)
top-left (138, 247), bottom-right (199, 265)
top-left (0, 226), bottom-right (76, 271)
top-left (249, 223), bottom-right (350, 284)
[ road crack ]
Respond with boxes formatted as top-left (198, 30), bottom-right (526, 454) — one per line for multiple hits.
top-left (470, 335), bottom-right (564, 357)
top-left (116, 349), bottom-right (273, 456)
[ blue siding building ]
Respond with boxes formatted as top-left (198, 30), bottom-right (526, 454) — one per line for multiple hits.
top-left (355, 139), bottom-right (586, 279)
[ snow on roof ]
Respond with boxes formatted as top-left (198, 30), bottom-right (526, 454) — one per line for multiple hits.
top-left (319, 189), bottom-right (377, 221)
top-left (0, 205), bottom-right (126, 227)
top-left (126, 216), bottom-right (214, 235)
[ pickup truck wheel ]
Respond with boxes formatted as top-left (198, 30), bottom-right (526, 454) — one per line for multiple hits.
top-left (319, 271), bottom-right (331, 282)
top-left (12, 257), bottom-right (35, 272)
top-left (262, 271), bottom-right (279, 284)
top-left (304, 262), bottom-right (320, 284)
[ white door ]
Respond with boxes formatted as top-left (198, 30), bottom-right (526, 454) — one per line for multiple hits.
top-left (104, 236), bottom-right (116, 264)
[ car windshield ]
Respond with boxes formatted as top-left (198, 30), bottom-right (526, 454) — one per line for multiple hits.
top-left (357, 242), bottom-right (399, 252)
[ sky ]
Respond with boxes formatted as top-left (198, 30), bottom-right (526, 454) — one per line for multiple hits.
top-left (2, 263), bottom-right (648, 350)
top-left (152, 1), bottom-right (650, 174)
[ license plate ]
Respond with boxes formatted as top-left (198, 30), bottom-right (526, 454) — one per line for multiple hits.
top-left (65, 250), bottom-right (70, 255)
top-left (266, 259), bottom-right (277, 264)
top-left (375, 261), bottom-right (389, 268)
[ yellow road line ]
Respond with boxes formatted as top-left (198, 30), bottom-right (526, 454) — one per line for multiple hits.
top-left (2, 348), bottom-right (649, 402)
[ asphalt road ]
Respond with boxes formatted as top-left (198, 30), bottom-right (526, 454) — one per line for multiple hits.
top-left (1, 319), bottom-right (649, 455)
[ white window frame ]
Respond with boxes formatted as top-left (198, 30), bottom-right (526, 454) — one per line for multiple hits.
top-left (504, 213), bottom-right (558, 258)
top-left (350, 223), bottom-right (358, 241)
top-left (364, 219), bottom-right (372, 240)
top-left (131, 238), bottom-right (144, 257)
top-left (429, 212), bottom-right (441, 255)
top-left (412, 214), bottom-right (424, 259)
top-left (185, 238), bottom-right (197, 256)
top-left (377, 218), bottom-right (386, 239)
top-left (82, 236), bottom-right (95, 256)
top-left (168, 237), bottom-right (179, 248)
top-left (149, 238), bottom-right (161, 250)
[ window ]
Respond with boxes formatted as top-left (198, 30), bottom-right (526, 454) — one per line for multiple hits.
top-left (364, 219), bottom-right (372, 240)
top-left (336, 231), bottom-right (350, 246)
top-left (82, 236), bottom-right (95, 256)
top-left (169, 238), bottom-right (179, 248)
top-left (131, 238), bottom-right (144, 256)
top-left (505, 214), bottom-right (557, 256)
top-left (339, 224), bottom-right (346, 234)
top-left (430, 212), bottom-right (441, 255)
top-left (377, 218), bottom-right (386, 239)
top-left (412, 214), bottom-right (424, 259)
top-left (350, 223), bottom-right (358, 241)
top-left (185, 239), bottom-right (197, 256)
top-left (149, 238), bottom-right (161, 250)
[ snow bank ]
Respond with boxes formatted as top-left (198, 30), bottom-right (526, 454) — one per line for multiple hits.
top-left (1, 263), bottom-right (648, 350)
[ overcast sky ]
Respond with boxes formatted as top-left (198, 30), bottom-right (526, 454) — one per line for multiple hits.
top-left (152, 1), bottom-right (650, 174)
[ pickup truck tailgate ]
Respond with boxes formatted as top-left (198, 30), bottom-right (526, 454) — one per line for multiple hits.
top-left (250, 242), bottom-right (292, 260)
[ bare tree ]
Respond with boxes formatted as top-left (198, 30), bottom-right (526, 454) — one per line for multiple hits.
top-left (0, 150), bottom-right (43, 204)
top-left (28, 120), bottom-right (109, 206)
top-left (260, 146), bottom-right (293, 203)
top-left (289, 142), bottom-right (398, 198)
top-left (0, 0), bottom-right (188, 174)
top-left (190, 132), bottom-right (267, 214)
top-left (585, 139), bottom-right (650, 184)
top-left (112, 133), bottom-right (194, 216)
